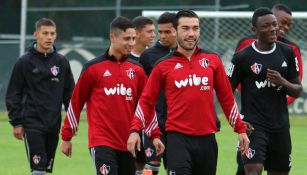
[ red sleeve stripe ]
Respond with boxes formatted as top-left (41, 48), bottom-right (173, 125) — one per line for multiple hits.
top-left (229, 103), bottom-right (239, 127)
top-left (135, 103), bottom-right (145, 127)
top-left (67, 102), bottom-right (78, 133)
top-left (144, 112), bottom-right (158, 136)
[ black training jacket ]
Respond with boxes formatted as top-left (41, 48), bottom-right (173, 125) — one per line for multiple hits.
top-left (6, 42), bottom-right (75, 133)
top-left (139, 41), bottom-right (173, 133)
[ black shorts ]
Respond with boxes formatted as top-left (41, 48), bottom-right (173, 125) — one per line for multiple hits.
top-left (24, 130), bottom-right (59, 173)
top-left (143, 132), bottom-right (167, 164)
top-left (89, 146), bottom-right (135, 175)
top-left (166, 132), bottom-right (218, 175)
top-left (242, 128), bottom-right (292, 172)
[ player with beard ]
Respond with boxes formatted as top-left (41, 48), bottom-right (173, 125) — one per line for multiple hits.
top-left (228, 7), bottom-right (302, 175)
top-left (127, 10), bottom-right (249, 175)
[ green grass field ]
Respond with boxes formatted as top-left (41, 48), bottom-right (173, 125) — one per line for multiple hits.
top-left (0, 112), bottom-right (306, 175)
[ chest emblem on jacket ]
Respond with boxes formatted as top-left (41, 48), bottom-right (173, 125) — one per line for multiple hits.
top-left (50, 65), bottom-right (60, 76)
top-left (126, 68), bottom-right (135, 80)
top-left (199, 58), bottom-right (209, 68)
top-left (250, 62), bottom-right (262, 75)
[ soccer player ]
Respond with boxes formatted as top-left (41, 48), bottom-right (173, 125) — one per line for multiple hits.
top-left (60, 16), bottom-right (162, 175)
top-left (129, 16), bottom-right (156, 175)
top-left (5, 18), bottom-right (75, 175)
top-left (127, 9), bottom-right (250, 175)
top-left (228, 7), bottom-right (302, 175)
top-left (130, 16), bottom-right (155, 61)
top-left (234, 4), bottom-right (304, 175)
top-left (235, 4), bottom-right (303, 104)
top-left (137, 12), bottom-right (177, 175)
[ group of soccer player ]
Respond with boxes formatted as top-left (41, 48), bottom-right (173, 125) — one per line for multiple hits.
top-left (5, 3), bottom-right (303, 175)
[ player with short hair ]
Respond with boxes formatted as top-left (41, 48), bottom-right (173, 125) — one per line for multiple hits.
top-left (129, 16), bottom-right (156, 175)
top-left (234, 4), bottom-right (304, 175)
top-left (128, 9), bottom-right (249, 175)
top-left (60, 16), bottom-right (163, 175)
top-left (228, 7), bottom-right (302, 175)
top-left (129, 16), bottom-right (156, 62)
top-left (6, 18), bottom-right (75, 175)
top-left (136, 12), bottom-right (177, 175)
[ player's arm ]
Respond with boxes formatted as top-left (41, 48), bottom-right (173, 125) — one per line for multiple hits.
top-left (128, 65), bottom-right (164, 157)
top-left (5, 59), bottom-right (26, 140)
top-left (62, 59), bottom-right (75, 111)
top-left (287, 45), bottom-right (303, 104)
top-left (61, 67), bottom-right (94, 157)
top-left (227, 54), bottom-right (242, 92)
top-left (266, 50), bottom-right (302, 98)
top-left (214, 57), bottom-right (249, 154)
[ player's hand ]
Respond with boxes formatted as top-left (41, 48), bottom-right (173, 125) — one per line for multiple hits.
top-left (238, 133), bottom-right (250, 155)
top-left (153, 138), bottom-right (165, 156)
top-left (244, 121), bottom-right (254, 136)
top-left (266, 68), bottom-right (286, 86)
top-left (61, 140), bottom-right (72, 158)
top-left (127, 132), bottom-right (141, 158)
top-left (13, 126), bottom-right (24, 140)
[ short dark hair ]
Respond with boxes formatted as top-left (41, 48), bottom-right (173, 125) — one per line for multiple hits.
top-left (110, 16), bottom-right (135, 35)
top-left (35, 18), bottom-right (56, 31)
top-left (272, 3), bottom-right (292, 16)
top-left (158, 12), bottom-right (176, 26)
top-left (132, 16), bottom-right (154, 30)
top-left (174, 9), bottom-right (199, 29)
top-left (252, 7), bottom-right (273, 27)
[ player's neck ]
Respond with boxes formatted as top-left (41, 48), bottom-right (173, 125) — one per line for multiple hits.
top-left (35, 43), bottom-right (53, 55)
top-left (108, 47), bottom-right (124, 61)
top-left (255, 40), bottom-right (275, 52)
top-left (177, 46), bottom-right (195, 60)
top-left (132, 43), bottom-right (146, 56)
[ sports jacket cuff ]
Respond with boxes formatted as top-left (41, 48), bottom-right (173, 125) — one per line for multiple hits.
top-left (61, 135), bottom-right (72, 141)
top-left (236, 127), bottom-right (246, 134)
top-left (130, 125), bottom-right (142, 133)
top-left (150, 134), bottom-right (161, 139)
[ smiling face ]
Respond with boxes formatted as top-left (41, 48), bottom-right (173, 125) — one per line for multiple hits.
top-left (253, 14), bottom-right (279, 44)
top-left (176, 17), bottom-right (200, 52)
top-left (110, 28), bottom-right (136, 58)
top-left (34, 25), bottom-right (57, 53)
top-left (273, 9), bottom-right (292, 37)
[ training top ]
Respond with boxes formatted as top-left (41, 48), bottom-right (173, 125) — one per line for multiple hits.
top-left (235, 34), bottom-right (303, 104)
top-left (228, 41), bottom-right (299, 132)
top-left (139, 41), bottom-right (173, 133)
top-left (6, 42), bottom-right (75, 133)
top-left (130, 46), bottom-right (246, 136)
top-left (61, 50), bottom-right (160, 150)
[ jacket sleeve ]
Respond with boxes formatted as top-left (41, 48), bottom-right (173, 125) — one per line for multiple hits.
top-left (287, 45), bottom-right (303, 104)
top-left (63, 59), bottom-right (75, 111)
top-left (5, 59), bottom-right (25, 127)
top-left (61, 67), bottom-right (94, 141)
top-left (214, 56), bottom-right (246, 134)
top-left (130, 65), bottom-right (163, 138)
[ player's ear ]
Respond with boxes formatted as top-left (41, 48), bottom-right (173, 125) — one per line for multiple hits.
top-left (110, 33), bottom-right (115, 42)
top-left (33, 31), bottom-right (38, 39)
top-left (251, 26), bottom-right (256, 34)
